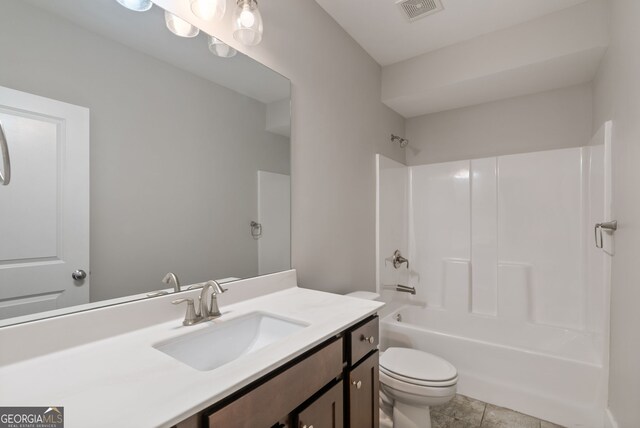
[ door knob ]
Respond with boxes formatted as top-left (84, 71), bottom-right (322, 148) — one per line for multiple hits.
top-left (72, 269), bottom-right (87, 280)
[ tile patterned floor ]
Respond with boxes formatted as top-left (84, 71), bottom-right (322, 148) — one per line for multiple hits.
top-left (430, 395), bottom-right (565, 428)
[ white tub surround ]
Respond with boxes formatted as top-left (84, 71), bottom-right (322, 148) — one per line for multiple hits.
top-left (376, 138), bottom-right (612, 427)
top-left (0, 270), bottom-right (383, 428)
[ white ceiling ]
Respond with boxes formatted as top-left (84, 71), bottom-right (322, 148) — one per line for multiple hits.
top-left (381, 0), bottom-right (609, 117)
top-left (315, 0), bottom-right (592, 66)
top-left (23, 0), bottom-right (290, 104)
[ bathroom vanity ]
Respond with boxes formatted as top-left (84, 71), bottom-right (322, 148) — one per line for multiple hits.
top-left (177, 315), bottom-right (380, 428)
top-left (0, 271), bottom-right (383, 428)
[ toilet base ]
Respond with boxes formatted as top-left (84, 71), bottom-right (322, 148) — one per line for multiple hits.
top-left (393, 401), bottom-right (432, 428)
top-left (380, 391), bottom-right (394, 428)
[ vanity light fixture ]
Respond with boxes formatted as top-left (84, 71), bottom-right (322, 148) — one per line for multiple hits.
top-left (208, 36), bottom-right (238, 58)
top-left (165, 11), bottom-right (200, 38)
top-left (191, 0), bottom-right (226, 21)
top-left (232, 0), bottom-right (263, 46)
top-left (116, 0), bottom-right (153, 12)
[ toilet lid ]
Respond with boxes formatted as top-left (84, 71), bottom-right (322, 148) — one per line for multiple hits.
top-left (380, 347), bottom-right (457, 384)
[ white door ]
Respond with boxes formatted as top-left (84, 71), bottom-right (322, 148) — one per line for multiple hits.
top-left (0, 86), bottom-right (89, 321)
top-left (257, 171), bottom-right (290, 275)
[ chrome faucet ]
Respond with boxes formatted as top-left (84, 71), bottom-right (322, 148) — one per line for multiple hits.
top-left (162, 272), bottom-right (181, 292)
top-left (395, 284), bottom-right (416, 295)
top-left (172, 280), bottom-right (227, 326)
top-left (146, 272), bottom-right (182, 297)
top-left (147, 272), bottom-right (180, 297)
top-left (199, 280), bottom-right (227, 318)
top-left (382, 284), bottom-right (416, 295)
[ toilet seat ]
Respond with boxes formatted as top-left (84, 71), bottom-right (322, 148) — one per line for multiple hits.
top-left (380, 347), bottom-right (458, 388)
top-left (380, 366), bottom-right (458, 387)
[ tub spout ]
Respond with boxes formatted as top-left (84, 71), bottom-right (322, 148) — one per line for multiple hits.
top-left (396, 284), bottom-right (416, 295)
top-left (383, 284), bottom-right (416, 295)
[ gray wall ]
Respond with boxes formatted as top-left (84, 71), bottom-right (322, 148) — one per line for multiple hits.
top-left (157, 0), bottom-right (407, 294)
top-left (404, 84), bottom-right (593, 165)
top-left (593, 0), bottom-right (640, 426)
top-left (0, 0), bottom-right (290, 301)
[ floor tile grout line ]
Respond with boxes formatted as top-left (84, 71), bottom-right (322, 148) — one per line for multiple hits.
top-left (430, 395), bottom-right (565, 428)
top-left (479, 403), bottom-right (487, 427)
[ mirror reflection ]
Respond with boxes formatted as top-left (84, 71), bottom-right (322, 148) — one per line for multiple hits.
top-left (0, 0), bottom-right (291, 325)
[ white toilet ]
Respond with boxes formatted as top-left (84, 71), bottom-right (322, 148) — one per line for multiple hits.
top-left (347, 292), bottom-right (458, 428)
top-left (380, 347), bottom-right (458, 428)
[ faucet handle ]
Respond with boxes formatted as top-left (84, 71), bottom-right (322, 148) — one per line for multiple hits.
top-left (208, 294), bottom-right (222, 318)
top-left (392, 250), bottom-right (409, 269)
top-left (172, 298), bottom-right (199, 326)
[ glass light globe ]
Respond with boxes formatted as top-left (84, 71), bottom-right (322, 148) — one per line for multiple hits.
top-left (239, 8), bottom-right (255, 27)
top-left (165, 11), bottom-right (200, 38)
top-left (190, 0), bottom-right (226, 21)
top-left (208, 36), bottom-right (238, 58)
top-left (232, 0), bottom-right (263, 46)
top-left (116, 0), bottom-right (153, 12)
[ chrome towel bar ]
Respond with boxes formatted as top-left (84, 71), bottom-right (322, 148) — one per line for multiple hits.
top-left (595, 220), bottom-right (617, 249)
top-left (250, 221), bottom-right (262, 239)
top-left (0, 119), bottom-right (10, 185)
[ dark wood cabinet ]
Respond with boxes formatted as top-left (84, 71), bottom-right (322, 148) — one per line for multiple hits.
top-left (173, 315), bottom-right (379, 428)
top-left (175, 414), bottom-right (201, 428)
top-left (208, 339), bottom-right (343, 428)
top-left (296, 381), bottom-right (344, 428)
top-left (348, 352), bottom-right (379, 428)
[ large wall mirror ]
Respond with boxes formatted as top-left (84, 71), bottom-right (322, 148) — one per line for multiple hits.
top-left (0, 0), bottom-right (291, 326)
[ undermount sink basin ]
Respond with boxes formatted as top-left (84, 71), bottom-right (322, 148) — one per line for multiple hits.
top-left (154, 312), bottom-right (308, 371)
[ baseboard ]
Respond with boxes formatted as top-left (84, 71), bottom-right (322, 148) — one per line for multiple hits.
top-left (604, 408), bottom-right (619, 428)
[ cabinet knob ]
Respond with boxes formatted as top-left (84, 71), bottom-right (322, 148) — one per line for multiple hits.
top-left (352, 380), bottom-right (362, 389)
top-left (361, 335), bottom-right (375, 344)
top-left (302, 425), bottom-right (314, 428)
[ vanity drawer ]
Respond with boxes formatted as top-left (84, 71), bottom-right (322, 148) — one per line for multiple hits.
top-left (348, 317), bottom-right (379, 365)
top-left (207, 337), bottom-right (343, 428)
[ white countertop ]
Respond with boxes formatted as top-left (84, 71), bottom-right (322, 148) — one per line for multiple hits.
top-left (0, 284), bottom-right (382, 428)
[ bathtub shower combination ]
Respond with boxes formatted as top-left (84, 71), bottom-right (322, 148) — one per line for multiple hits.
top-left (375, 124), bottom-right (614, 427)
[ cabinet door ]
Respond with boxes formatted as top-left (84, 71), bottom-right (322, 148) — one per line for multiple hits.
top-left (175, 414), bottom-right (201, 428)
top-left (297, 381), bottom-right (344, 428)
top-left (208, 338), bottom-right (343, 427)
top-left (348, 351), bottom-right (379, 428)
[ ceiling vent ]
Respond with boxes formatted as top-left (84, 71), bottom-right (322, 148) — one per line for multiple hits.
top-left (396, 0), bottom-right (444, 22)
